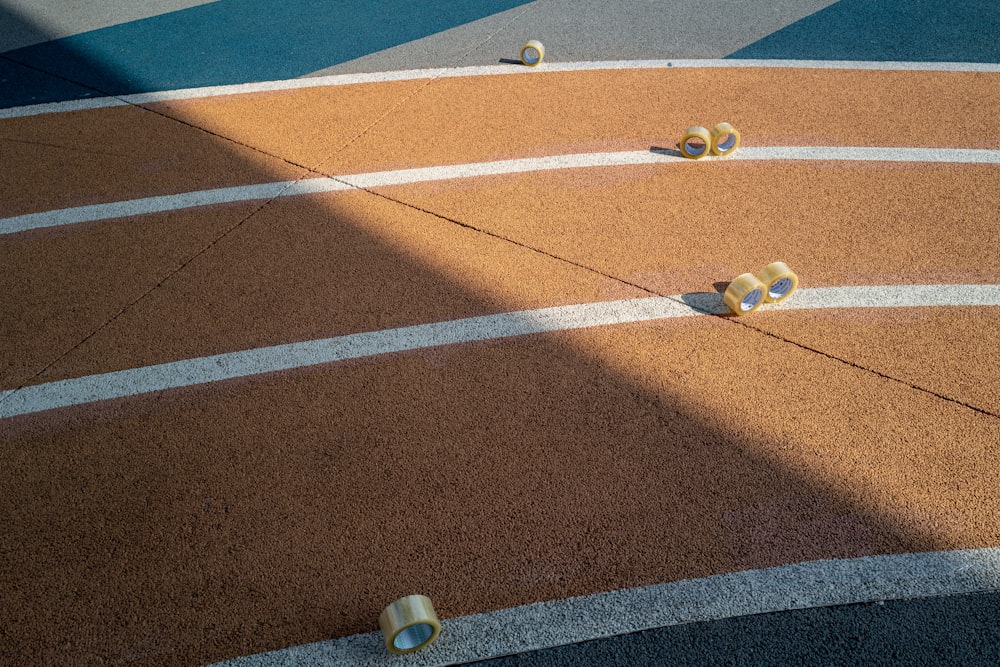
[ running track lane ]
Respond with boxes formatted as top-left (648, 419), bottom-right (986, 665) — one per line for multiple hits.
top-left (3, 161), bottom-right (997, 402)
top-left (3, 299), bottom-right (998, 664)
top-left (3, 64), bottom-right (999, 216)
top-left (1, 64), bottom-right (998, 665)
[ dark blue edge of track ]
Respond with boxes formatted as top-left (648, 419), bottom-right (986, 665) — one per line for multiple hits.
top-left (461, 591), bottom-right (1000, 666)
top-left (4, 0), bottom-right (1000, 110)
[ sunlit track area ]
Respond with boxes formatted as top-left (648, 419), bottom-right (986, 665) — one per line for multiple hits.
top-left (2, 2), bottom-right (999, 665)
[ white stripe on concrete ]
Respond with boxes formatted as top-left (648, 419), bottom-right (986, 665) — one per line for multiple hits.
top-left (2, 284), bottom-right (998, 419)
top-left (2, 58), bottom-right (998, 119)
top-left (208, 547), bottom-right (1000, 666)
top-left (4, 147), bottom-right (999, 235)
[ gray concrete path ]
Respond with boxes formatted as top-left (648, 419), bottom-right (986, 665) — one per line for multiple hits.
top-left (0, 0), bottom-right (210, 51)
top-left (307, 0), bottom-right (838, 75)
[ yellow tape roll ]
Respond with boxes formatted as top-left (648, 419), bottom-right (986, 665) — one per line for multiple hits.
top-left (680, 126), bottom-right (711, 159)
top-left (520, 40), bottom-right (545, 66)
top-left (710, 122), bottom-right (741, 156)
top-left (758, 261), bottom-right (798, 303)
top-left (723, 273), bottom-right (767, 315)
top-left (379, 595), bottom-right (441, 654)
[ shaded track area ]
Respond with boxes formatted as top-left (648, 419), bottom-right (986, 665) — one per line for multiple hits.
top-left (2, 60), bottom-right (998, 665)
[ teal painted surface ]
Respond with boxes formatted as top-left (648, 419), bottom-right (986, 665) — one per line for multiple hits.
top-left (729, 0), bottom-right (1000, 63)
top-left (0, 0), bottom-right (529, 108)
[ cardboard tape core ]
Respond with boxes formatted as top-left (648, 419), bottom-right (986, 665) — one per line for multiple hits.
top-left (711, 122), bottom-right (741, 156)
top-left (379, 595), bottom-right (441, 654)
top-left (758, 261), bottom-right (799, 302)
top-left (520, 40), bottom-right (545, 66)
top-left (680, 126), bottom-right (711, 159)
top-left (394, 623), bottom-right (436, 651)
top-left (724, 273), bottom-right (767, 315)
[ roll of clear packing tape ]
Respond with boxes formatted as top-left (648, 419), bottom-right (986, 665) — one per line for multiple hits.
top-left (379, 595), bottom-right (441, 654)
top-left (724, 273), bottom-right (767, 315)
top-left (710, 122), bottom-right (740, 156)
top-left (680, 126), bottom-right (712, 159)
top-left (520, 40), bottom-right (545, 66)
top-left (758, 261), bottom-right (798, 302)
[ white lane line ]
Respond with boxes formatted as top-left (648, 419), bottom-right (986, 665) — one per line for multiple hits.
top-left (2, 59), bottom-right (998, 119)
top-left (208, 547), bottom-right (1000, 667)
top-left (3, 147), bottom-right (999, 235)
top-left (2, 285), bottom-right (998, 419)
top-left (0, 178), bottom-right (352, 234)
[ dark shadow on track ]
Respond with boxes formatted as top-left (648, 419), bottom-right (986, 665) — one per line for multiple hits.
top-left (678, 291), bottom-right (730, 315)
top-left (649, 146), bottom-right (683, 158)
top-left (0, 4), bottom-right (49, 51)
top-left (0, 3), bottom-right (116, 107)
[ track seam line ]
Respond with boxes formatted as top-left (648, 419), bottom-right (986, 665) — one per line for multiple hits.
top-left (2, 60), bottom-right (994, 421)
top-left (3, 285), bottom-right (998, 419)
top-left (0, 195), bottom-right (280, 408)
top-left (728, 325), bottom-right (997, 418)
top-left (0, 134), bottom-right (128, 157)
top-left (0, 58), bottom-right (345, 405)
top-left (0, 42), bottom-right (518, 404)
top-left (339, 183), bottom-right (1000, 420)
top-left (0, 41), bottom-right (487, 408)
top-left (304, 1), bottom-right (536, 175)
top-left (0, 1), bottom-right (536, 404)
top-left (0, 90), bottom-right (334, 406)
top-left (0, 8), bottom-right (543, 403)
top-left (0, 52), bottom-right (112, 101)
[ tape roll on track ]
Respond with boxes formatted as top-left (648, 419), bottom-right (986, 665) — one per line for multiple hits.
top-left (520, 40), bottom-right (545, 66)
top-left (724, 273), bottom-right (767, 315)
top-left (379, 595), bottom-right (441, 654)
top-left (711, 122), bottom-right (741, 156)
top-left (758, 261), bottom-right (799, 302)
top-left (680, 126), bottom-right (711, 159)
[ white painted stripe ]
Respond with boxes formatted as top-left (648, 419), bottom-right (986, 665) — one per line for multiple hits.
top-left (208, 547), bottom-right (1000, 666)
top-left (734, 146), bottom-right (1000, 164)
top-left (2, 59), bottom-right (998, 119)
top-left (0, 96), bottom-right (130, 118)
top-left (2, 284), bottom-right (998, 419)
top-left (4, 147), bottom-right (998, 235)
top-left (0, 179), bottom-right (352, 234)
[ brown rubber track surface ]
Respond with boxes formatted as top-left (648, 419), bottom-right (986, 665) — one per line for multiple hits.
top-left (1, 66), bottom-right (998, 665)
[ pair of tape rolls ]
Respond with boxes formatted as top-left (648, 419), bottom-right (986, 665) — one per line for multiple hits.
top-left (723, 262), bottom-right (798, 315)
top-left (520, 40), bottom-right (544, 66)
top-left (680, 122), bottom-right (741, 159)
top-left (379, 595), bottom-right (441, 654)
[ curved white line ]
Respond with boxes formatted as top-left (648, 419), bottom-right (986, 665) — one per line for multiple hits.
top-left (3, 147), bottom-right (998, 235)
top-left (2, 59), bottom-right (999, 119)
top-left (207, 547), bottom-right (1000, 666)
top-left (2, 285), bottom-right (998, 419)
